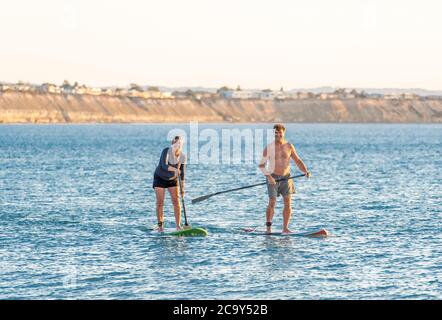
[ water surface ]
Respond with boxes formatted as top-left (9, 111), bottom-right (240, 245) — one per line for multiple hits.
top-left (0, 124), bottom-right (440, 299)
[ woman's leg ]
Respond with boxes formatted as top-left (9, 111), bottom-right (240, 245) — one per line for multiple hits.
top-left (168, 186), bottom-right (182, 230)
top-left (155, 187), bottom-right (166, 231)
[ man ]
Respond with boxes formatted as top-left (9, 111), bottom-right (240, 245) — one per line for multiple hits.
top-left (258, 123), bottom-right (311, 234)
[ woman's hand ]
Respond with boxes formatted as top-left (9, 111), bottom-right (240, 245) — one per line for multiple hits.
top-left (168, 166), bottom-right (180, 174)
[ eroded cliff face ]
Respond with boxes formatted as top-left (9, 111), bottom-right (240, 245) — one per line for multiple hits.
top-left (1, 92), bottom-right (441, 123)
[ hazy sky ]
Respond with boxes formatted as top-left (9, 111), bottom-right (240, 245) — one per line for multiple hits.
top-left (1, 0), bottom-right (441, 89)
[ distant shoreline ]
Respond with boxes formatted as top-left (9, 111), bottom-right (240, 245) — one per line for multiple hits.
top-left (1, 92), bottom-right (441, 124)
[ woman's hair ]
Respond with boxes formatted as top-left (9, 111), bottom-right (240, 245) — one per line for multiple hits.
top-left (172, 135), bottom-right (184, 144)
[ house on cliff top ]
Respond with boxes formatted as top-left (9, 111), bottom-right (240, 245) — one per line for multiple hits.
top-left (38, 83), bottom-right (60, 94)
top-left (0, 83), bottom-right (12, 91)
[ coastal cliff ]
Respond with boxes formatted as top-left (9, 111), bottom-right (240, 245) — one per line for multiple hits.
top-left (1, 92), bottom-right (442, 123)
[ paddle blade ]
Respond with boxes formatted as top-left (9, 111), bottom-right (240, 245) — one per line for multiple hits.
top-left (303, 229), bottom-right (330, 238)
top-left (191, 194), bottom-right (214, 204)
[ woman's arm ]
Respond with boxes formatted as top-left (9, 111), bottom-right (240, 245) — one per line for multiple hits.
top-left (159, 148), bottom-right (169, 171)
top-left (159, 148), bottom-right (179, 173)
top-left (179, 163), bottom-right (185, 181)
top-left (178, 163), bottom-right (185, 195)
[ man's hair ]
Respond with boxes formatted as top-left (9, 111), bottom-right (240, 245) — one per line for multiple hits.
top-left (273, 123), bottom-right (286, 132)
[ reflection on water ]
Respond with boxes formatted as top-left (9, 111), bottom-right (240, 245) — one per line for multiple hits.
top-left (0, 124), bottom-right (440, 299)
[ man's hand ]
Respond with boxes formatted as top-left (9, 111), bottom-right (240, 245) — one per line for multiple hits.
top-left (305, 171), bottom-right (312, 178)
top-left (267, 175), bottom-right (276, 185)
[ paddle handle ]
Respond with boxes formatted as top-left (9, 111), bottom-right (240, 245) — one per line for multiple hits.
top-left (215, 173), bottom-right (306, 194)
top-left (177, 173), bottom-right (189, 226)
top-left (191, 173), bottom-right (307, 204)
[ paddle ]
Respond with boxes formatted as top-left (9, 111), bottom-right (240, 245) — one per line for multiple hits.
top-left (177, 172), bottom-right (189, 227)
top-left (191, 173), bottom-right (307, 204)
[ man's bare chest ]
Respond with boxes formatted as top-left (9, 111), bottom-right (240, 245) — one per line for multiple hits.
top-left (274, 145), bottom-right (291, 160)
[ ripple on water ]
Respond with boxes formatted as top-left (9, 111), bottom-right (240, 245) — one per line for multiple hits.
top-left (0, 124), bottom-right (441, 299)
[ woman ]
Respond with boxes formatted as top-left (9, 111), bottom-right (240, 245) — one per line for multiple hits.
top-left (153, 136), bottom-right (186, 232)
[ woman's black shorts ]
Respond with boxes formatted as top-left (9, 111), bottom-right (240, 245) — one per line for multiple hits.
top-left (152, 173), bottom-right (178, 189)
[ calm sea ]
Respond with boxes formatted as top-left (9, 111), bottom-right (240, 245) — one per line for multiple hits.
top-left (0, 124), bottom-right (440, 299)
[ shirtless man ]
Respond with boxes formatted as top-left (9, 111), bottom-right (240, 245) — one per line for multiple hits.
top-left (258, 123), bottom-right (311, 234)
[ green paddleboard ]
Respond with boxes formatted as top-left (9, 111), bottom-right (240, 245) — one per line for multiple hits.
top-left (164, 227), bottom-right (208, 237)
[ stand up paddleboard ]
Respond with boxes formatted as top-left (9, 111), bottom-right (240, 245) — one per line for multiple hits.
top-left (242, 228), bottom-right (330, 238)
top-left (161, 227), bottom-right (208, 237)
top-left (152, 174), bottom-right (208, 237)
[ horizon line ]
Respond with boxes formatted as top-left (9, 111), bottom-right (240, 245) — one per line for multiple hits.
top-left (1, 80), bottom-right (441, 93)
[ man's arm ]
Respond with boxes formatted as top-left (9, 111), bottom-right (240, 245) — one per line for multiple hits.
top-left (290, 144), bottom-right (310, 176)
top-left (258, 147), bottom-right (270, 174)
top-left (259, 147), bottom-right (276, 184)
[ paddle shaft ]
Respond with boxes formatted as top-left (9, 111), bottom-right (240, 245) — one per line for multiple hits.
top-left (177, 173), bottom-right (189, 226)
top-left (192, 173), bottom-right (307, 204)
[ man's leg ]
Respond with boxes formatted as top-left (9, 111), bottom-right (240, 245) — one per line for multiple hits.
top-left (266, 197), bottom-right (276, 233)
top-left (282, 195), bottom-right (293, 233)
top-left (155, 187), bottom-right (165, 231)
top-left (168, 186), bottom-right (182, 230)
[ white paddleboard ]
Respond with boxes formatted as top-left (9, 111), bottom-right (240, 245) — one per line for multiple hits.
top-left (242, 228), bottom-right (330, 238)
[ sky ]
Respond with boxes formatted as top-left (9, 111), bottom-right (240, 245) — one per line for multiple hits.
top-left (1, 0), bottom-right (441, 90)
